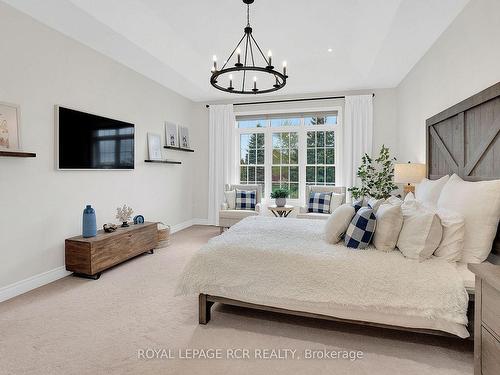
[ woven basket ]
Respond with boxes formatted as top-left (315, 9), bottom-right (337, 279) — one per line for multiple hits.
top-left (157, 223), bottom-right (171, 248)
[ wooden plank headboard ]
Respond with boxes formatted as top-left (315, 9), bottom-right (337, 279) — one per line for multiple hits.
top-left (426, 81), bottom-right (500, 257)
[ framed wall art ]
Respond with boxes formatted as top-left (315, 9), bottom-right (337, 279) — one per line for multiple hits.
top-left (0, 102), bottom-right (21, 150)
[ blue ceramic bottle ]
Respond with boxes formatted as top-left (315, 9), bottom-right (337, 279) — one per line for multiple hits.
top-left (82, 205), bottom-right (97, 238)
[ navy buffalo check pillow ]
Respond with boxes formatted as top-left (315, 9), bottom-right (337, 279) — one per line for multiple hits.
top-left (352, 198), bottom-right (365, 212)
top-left (345, 207), bottom-right (377, 249)
top-left (308, 192), bottom-right (332, 214)
top-left (235, 189), bottom-right (256, 210)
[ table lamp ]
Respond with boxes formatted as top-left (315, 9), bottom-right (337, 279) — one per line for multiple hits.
top-left (394, 162), bottom-right (426, 196)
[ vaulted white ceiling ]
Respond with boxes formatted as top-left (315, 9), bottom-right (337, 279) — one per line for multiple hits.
top-left (4, 0), bottom-right (469, 101)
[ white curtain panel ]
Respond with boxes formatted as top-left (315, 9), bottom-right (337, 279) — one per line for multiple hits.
top-left (340, 95), bottom-right (373, 200)
top-left (208, 104), bottom-right (237, 225)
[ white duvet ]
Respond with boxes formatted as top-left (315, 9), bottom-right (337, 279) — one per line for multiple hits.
top-left (177, 216), bottom-right (469, 338)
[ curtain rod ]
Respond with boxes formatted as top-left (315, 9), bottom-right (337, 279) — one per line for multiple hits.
top-left (205, 93), bottom-right (375, 108)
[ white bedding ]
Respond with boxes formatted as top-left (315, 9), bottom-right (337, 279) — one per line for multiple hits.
top-left (177, 216), bottom-right (470, 338)
top-left (456, 262), bottom-right (475, 290)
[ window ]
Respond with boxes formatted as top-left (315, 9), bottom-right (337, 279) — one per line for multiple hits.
top-left (272, 132), bottom-right (299, 198)
top-left (306, 130), bottom-right (335, 186)
top-left (236, 109), bottom-right (340, 203)
top-left (304, 114), bottom-right (337, 126)
top-left (239, 133), bottom-right (265, 195)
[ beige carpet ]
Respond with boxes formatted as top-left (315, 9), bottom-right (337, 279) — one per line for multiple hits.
top-left (0, 225), bottom-right (473, 375)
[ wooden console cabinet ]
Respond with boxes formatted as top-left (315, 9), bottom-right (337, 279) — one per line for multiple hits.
top-left (469, 263), bottom-right (500, 375)
top-left (65, 222), bottom-right (158, 279)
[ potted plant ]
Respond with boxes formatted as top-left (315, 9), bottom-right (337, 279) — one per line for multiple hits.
top-left (348, 145), bottom-right (398, 200)
top-left (271, 188), bottom-right (289, 207)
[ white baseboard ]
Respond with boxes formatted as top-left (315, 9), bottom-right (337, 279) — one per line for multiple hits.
top-left (1, 218), bottom-right (211, 304)
top-left (170, 218), bottom-right (210, 233)
top-left (0, 266), bottom-right (71, 303)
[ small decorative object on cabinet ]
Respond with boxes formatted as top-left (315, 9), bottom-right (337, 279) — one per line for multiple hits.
top-left (133, 215), bottom-right (145, 224)
top-left (66, 222), bottom-right (158, 279)
top-left (147, 133), bottom-right (162, 161)
top-left (270, 188), bottom-right (289, 207)
top-left (82, 205), bottom-right (97, 238)
top-left (103, 223), bottom-right (117, 233)
top-left (116, 204), bottom-right (133, 227)
top-left (469, 263), bottom-right (500, 375)
top-left (165, 122), bottom-right (178, 147)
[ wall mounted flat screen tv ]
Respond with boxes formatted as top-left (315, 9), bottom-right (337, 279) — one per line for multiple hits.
top-left (57, 106), bottom-right (134, 169)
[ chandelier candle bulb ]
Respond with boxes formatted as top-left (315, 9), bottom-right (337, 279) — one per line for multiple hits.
top-left (268, 50), bottom-right (272, 66)
top-left (253, 76), bottom-right (257, 90)
top-left (283, 61), bottom-right (287, 76)
top-left (229, 74), bottom-right (233, 89)
top-left (237, 48), bottom-right (241, 65)
top-left (213, 55), bottom-right (217, 71)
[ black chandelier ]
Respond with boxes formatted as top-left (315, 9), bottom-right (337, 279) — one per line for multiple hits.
top-left (210, 0), bottom-right (288, 95)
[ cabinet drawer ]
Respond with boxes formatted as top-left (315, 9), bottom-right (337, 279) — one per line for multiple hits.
top-left (482, 282), bottom-right (500, 337)
top-left (481, 327), bottom-right (500, 375)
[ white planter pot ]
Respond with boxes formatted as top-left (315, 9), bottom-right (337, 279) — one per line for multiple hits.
top-left (275, 197), bottom-right (287, 207)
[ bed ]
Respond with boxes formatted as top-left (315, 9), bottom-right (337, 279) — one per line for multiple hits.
top-left (178, 81), bottom-right (500, 338)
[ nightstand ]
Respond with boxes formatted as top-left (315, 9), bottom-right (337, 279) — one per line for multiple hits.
top-left (469, 263), bottom-right (500, 375)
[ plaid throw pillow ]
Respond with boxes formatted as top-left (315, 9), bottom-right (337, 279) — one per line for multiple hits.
top-left (235, 189), bottom-right (256, 210)
top-left (345, 207), bottom-right (377, 249)
top-left (352, 198), bottom-right (365, 213)
top-left (308, 192), bottom-right (332, 214)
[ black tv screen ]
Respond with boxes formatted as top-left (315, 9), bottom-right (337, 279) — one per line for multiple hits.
top-left (57, 106), bottom-right (134, 169)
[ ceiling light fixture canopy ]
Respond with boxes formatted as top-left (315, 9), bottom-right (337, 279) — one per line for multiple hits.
top-left (210, 0), bottom-right (288, 95)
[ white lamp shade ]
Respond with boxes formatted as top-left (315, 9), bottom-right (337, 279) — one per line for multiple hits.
top-left (394, 163), bottom-right (426, 184)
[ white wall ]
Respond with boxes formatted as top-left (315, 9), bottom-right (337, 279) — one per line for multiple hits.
top-left (192, 88), bottom-right (399, 220)
top-left (396, 0), bottom-right (500, 162)
top-left (0, 3), bottom-right (201, 290)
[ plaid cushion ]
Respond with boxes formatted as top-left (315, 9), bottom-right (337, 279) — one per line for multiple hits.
top-left (352, 198), bottom-right (365, 213)
top-left (345, 207), bottom-right (377, 249)
top-left (308, 192), bottom-right (332, 213)
top-left (235, 189), bottom-right (256, 210)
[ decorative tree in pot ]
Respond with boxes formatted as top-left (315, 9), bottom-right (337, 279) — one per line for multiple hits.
top-left (348, 145), bottom-right (398, 200)
top-left (271, 188), bottom-right (289, 207)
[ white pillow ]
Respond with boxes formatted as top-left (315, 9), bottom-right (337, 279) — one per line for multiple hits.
top-left (367, 197), bottom-right (385, 213)
top-left (415, 175), bottom-right (449, 207)
top-left (373, 203), bottom-right (403, 252)
top-left (434, 208), bottom-right (465, 262)
top-left (329, 193), bottom-right (345, 213)
top-left (437, 174), bottom-right (500, 263)
top-left (324, 204), bottom-right (355, 244)
top-left (386, 195), bottom-right (403, 206)
top-left (224, 190), bottom-right (236, 209)
top-left (404, 192), bottom-right (415, 202)
top-left (397, 207), bottom-right (443, 261)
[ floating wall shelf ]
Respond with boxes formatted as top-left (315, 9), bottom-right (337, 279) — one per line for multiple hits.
top-left (164, 146), bottom-right (194, 153)
top-left (0, 150), bottom-right (36, 158)
top-left (144, 159), bottom-right (182, 165)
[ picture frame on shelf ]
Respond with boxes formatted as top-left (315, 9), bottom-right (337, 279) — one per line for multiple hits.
top-left (147, 132), bottom-right (162, 161)
top-left (165, 122), bottom-right (178, 147)
top-left (0, 102), bottom-right (21, 151)
top-left (179, 126), bottom-right (190, 149)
